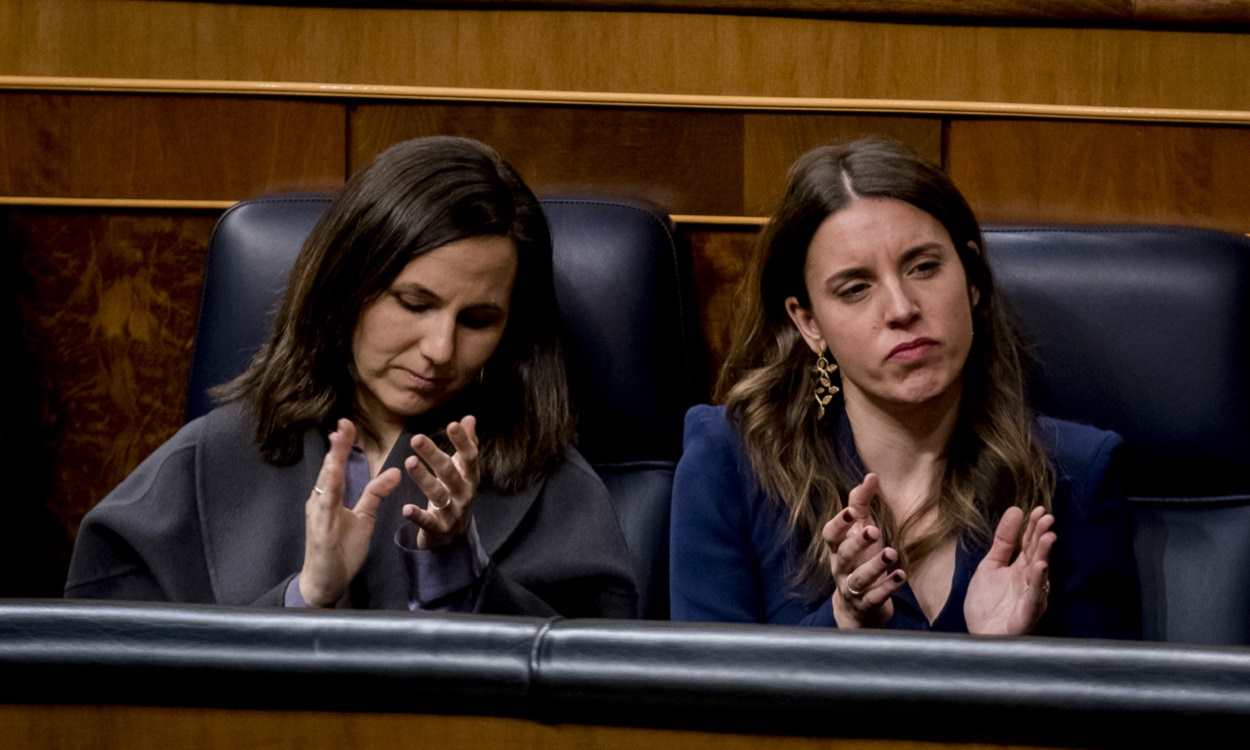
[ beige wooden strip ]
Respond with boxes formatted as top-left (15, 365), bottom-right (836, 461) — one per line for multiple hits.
top-left (0, 197), bottom-right (772, 229)
top-left (3, 76), bottom-right (1249, 125)
top-left (0, 196), bottom-right (235, 209)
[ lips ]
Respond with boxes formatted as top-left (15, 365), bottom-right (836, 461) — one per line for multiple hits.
top-left (397, 367), bottom-right (452, 393)
top-left (887, 338), bottom-right (939, 361)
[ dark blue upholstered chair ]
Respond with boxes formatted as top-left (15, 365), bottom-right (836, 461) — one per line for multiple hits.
top-left (987, 226), bottom-right (1250, 645)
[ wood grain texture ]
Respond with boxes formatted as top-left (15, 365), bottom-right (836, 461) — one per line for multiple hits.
top-left (6, 208), bottom-right (217, 536)
top-left (7, 76), bottom-right (1250, 126)
top-left (338, 1), bottom-right (1250, 25)
top-left (743, 114), bottom-right (941, 215)
top-left (351, 103), bottom-right (745, 215)
top-left (352, 104), bottom-right (944, 216)
top-left (946, 119), bottom-right (1250, 231)
top-left (681, 226), bottom-right (758, 393)
top-left (0, 704), bottom-right (1027, 750)
top-left (0, 93), bottom-right (346, 199)
top-left (3, 1), bottom-right (1248, 111)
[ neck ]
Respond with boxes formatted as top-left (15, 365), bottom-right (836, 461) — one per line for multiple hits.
top-left (842, 381), bottom-right (962, 523)
top-left (353, 395), bottom-right (404, 471)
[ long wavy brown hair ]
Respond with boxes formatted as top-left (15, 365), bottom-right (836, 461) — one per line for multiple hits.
top-left (718, 137), bottom-right (1054, 599)
top-left (215, 136), bottom-right (574, 493)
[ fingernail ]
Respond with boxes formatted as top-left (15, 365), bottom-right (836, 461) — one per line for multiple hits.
top-left (892, 571), bottom-right (904, 583)
top-left (862, 528), bottom-right (873, 541)
top-left (881, 550), bottom-right (893, 564)
top-left (841, 509), bottom-right (853, 522)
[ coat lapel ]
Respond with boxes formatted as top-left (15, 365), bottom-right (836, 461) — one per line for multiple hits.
top-left (197, 405), bottom-right (323, 605)
top-left (473, 478), bottom-right (544, 557)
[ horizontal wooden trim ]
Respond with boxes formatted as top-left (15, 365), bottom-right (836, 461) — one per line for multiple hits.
top-left (4, 197), bottom-right (1246, 237)
top-left (3, 76), bottom-right (1249, 125)
top-left (182, 1), bottom-right (1250, 27)
top-left (0, 197), bottom-right (772, 227)
top-left (0, 196), bottom-right (235, 210)
top-left (671, 214), bottom-right (768, 226)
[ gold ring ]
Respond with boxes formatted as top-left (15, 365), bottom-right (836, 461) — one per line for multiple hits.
top-left (312, 486), bottom-right (325, 496)
top-left (845, 581), bottom-right (865, 598)
top-left (429, 495), bottom-right (451, 511)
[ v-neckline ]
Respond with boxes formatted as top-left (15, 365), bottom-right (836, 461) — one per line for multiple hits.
top-left (895, 540), bottom-right (968, 630)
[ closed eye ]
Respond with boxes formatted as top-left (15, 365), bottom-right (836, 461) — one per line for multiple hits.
top-left (393, 292), bottom-right (433, 314)
top-left (836, 282), bottom-right (871, 302)
top-left (458, 309), bottom-right (505, 330)
top-left (909, 259), bottom-right (942, 278)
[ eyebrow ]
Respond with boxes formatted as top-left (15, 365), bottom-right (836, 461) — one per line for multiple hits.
top-left (822, 242), bottom-right (947, 288)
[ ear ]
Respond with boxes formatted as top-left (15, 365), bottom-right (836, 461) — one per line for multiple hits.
top-left (784, 296), bottom-right (826, 355)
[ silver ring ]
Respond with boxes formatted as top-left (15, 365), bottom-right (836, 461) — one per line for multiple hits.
top-left (844, 581), bottom-right (865, 598)
top-left (312, 485), bottom-right (325, 496)
top-left (429, 494), bottom-right (451, 511)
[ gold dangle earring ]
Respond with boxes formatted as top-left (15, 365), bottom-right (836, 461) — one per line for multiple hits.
top-left (813, 350), bottom-right (839, 419)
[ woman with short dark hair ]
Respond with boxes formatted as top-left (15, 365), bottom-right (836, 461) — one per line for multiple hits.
top-left (67, 136), bottom-right (639, 618)
top-left (670, 138), bottom-right (1138, 636)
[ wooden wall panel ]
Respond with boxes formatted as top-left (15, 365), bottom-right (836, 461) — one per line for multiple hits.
top-left (0, 93), bottom-right (346, 199)
top-left (742, 114), bottom-right (941, 215)
top-left (6, 209), bottom-right (217, 535)
top-left (350, 104), bottom-right (745, 215)
top-left (0, 704), bottom-right (998, 750)
top-left (352, 105), bottom-right (941, 217)
top-left (4, 1), bottom-right (1249, 111)
top-left (682, 226), bottom-right (758, 394)
top-left (946, 119), bottom-right (1250, 230)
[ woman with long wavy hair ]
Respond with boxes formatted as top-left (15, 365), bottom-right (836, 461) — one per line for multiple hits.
top-left (670, 138), bottom-right (1138, 636)
top-left (67, 136), bottom-right (638, 618)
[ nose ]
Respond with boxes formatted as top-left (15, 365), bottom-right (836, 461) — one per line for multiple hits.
top-left (419, 313), bottom-right (456, 366)
top-left (882, 279), bottom-right (921, 328)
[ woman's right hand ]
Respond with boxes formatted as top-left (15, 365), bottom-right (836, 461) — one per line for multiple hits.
top-left (821, 473), bottom-right (907, 628)
top-left (299, 418), bottom-right (401, 607)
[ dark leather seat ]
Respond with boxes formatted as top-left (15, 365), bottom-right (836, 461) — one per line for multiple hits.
top-left (187, 195), bottom-right (702, 619)
top-left (986, 225), bottom-right (1250, 645)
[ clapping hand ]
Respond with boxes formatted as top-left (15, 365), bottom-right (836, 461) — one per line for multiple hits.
top-left (299, 419), bottom-right (402, 607)
top-left (821, 473), bottom-right (908, 628)
top-left (964, 505), bottom-right (1056, 635)
top-left (401, 415), bottom-right (481, 550)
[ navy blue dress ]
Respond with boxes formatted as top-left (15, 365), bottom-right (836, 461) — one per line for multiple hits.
top-left (670, 405), bottom-right (1140, 638)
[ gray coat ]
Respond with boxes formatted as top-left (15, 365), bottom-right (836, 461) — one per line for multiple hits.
top-left (66, 403), bottom-right (639, 618)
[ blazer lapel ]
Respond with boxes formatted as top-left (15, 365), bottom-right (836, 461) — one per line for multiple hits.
top-left (473, 478), bottom-right (544, 557)
top-left (198, 406), bottom-right (323, 605)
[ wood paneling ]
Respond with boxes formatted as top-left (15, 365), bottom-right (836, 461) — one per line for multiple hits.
top-left (379, 1), bottom-right (1250, 25)
top-left (0, 704), bottom-right (1026, 750)
top-left (351, 104), bottom-right (746, 215)
top-left (742, 114), bottom-right (941, 215)
top-left (0, 93), bottom-right (345, 199)
top-left (6, 208), bottom-right (217, 535)
top-left (3, 1), bottom-right (1249, 111)
top-left (352, 105), bottom-right (940, 216)
top-left (946, 119), bottom-right (1250, 230)
top-left (682, 226), bottom-right (758, 393)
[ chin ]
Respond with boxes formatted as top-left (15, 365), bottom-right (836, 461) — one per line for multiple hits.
top-left (889, 375), bottom-right (960, 407)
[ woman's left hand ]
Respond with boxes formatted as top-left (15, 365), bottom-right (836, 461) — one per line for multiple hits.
top-left (964, 505), bottom-right (1057, 636)
top-left (401, 415), bottom-right (480, 549)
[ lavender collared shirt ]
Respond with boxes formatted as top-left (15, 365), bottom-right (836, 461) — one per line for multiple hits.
top-left (284, 445), bottom-right (488, 610)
